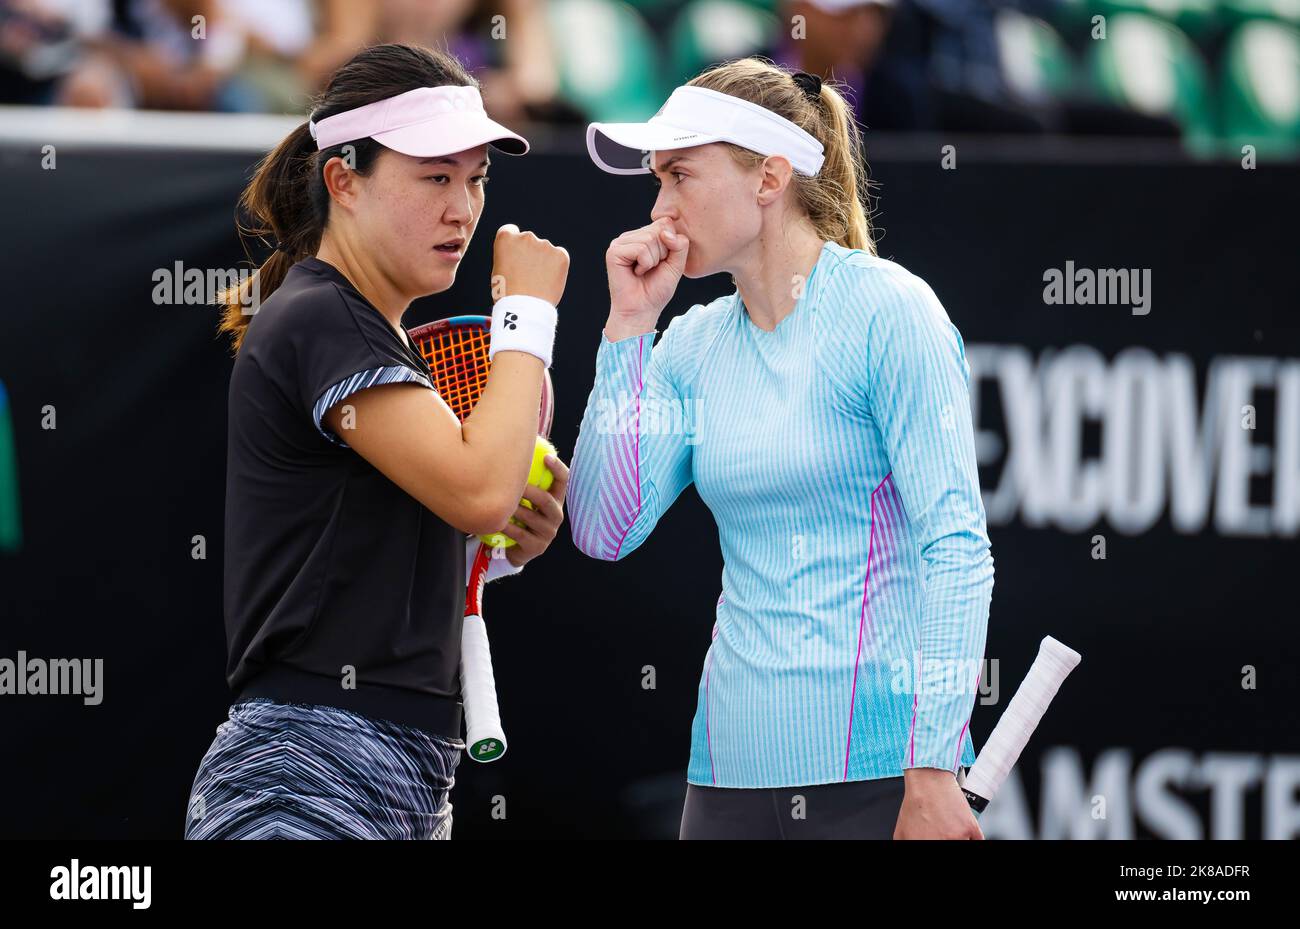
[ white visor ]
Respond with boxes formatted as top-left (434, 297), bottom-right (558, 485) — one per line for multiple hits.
top-left (308, 85), bottom-right (528, 158)
top-left (587, 85), bottom-right (825, 177)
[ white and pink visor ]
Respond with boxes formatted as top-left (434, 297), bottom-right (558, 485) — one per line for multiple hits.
top-left (587, 85), bottom-right (825, 177)
top-left (309, 85), bottom-right (529, 158)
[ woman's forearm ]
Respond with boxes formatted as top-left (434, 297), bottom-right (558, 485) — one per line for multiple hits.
top-left (459, 350), bottom-right (546, 521)
top-left (569, 325), bottom-right (694, 561)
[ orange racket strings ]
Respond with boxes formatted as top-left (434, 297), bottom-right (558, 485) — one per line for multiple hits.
top-left (414, 325), bottom-right (491, 423)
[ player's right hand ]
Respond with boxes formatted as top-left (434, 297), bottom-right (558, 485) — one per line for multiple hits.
top-left (893, 769), bottom-right (985, 840)
top-left (492, 223), bottom-right (569, 307)
top-left (605, 217), bottom-right (690, 325)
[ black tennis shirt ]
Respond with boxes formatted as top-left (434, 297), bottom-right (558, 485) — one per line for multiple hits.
top-left (223, 256), bottom-right (465, 738)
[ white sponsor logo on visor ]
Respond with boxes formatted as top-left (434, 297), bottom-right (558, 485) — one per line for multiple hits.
top-left (586, 86), bottom-right (825, 177)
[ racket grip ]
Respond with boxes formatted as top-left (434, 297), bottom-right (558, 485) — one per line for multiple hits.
top-left (460, 613), bottom-right (507, 762)
top-left (962, 636), bottom-right (1082, 813)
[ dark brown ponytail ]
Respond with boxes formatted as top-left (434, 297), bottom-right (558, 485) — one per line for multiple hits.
top-left (218, 44), bottom-right (477, 352)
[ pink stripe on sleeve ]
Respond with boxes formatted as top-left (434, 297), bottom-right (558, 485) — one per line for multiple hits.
top-left (952, 668), bottom-right (982, 770)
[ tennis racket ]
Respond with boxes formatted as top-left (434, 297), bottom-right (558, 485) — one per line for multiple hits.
top-left (959, 636), bottom-right (1081, 814)
top-left (409, 314), bottom-right (555, 763)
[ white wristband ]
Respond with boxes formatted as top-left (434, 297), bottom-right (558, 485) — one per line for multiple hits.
top-left (465, 538), bottom-right (524, 586)
top-left (489, 294), bottom-right (558, 368)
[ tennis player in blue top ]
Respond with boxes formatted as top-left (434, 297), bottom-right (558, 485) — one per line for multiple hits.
top-left (569, 58), bottom-right (995, 839)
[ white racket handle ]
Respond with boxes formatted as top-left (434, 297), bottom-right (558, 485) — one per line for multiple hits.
top-left (963, 636), bottom-right (1081, 811)
top-left (460, 613), bottom-right (507, 762)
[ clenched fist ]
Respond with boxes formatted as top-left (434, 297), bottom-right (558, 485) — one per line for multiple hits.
top-left (492, 224), bottom-right (569, 306)
top-left (605, 217), bottom-right (690, 331)
top-left (893, 769), bottom-right (985, 840)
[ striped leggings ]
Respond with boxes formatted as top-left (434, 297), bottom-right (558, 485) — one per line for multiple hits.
top-left (185, 698), bottom-right (464, 840)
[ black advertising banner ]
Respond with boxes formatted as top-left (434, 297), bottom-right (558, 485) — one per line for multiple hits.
top-left (0, 137), bottom-right (1296, 839)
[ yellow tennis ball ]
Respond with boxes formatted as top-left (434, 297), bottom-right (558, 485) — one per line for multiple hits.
top-left (479, 437), bottom-right (558, 549)
top-left (527, 437), bottom-right (557, 494)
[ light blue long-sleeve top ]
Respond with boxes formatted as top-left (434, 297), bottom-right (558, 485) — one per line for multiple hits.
top-left (568, 241), bottom-right (994, 788)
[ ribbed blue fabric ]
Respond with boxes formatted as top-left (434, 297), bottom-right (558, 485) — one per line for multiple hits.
top-left (568, 241), bottom-right (993, 788)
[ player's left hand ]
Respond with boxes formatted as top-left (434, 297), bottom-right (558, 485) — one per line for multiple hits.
top-left (893, 768), bottom-right (985, 840)
top-left (500, 454), bottom-right (570, 568)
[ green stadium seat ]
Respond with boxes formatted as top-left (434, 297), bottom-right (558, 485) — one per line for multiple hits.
top-left (618, 0), bottom-right (688, 19)
top-left (995, 9), bottom-right (1076, 103)
top-left (546, 0), bottom-right (664, 121)
top-left (1219, 19), bottom-right (1300, 155)
top-left (1055, 0), bottom-right (1218, 42)
top-left (1219, 0), bottom-right (1300, 31)
top-left (619, 0), bottom-right (779, 26)
top-left (1086, 12), bottom-right (1216, 150)
top-left (665, 0), bottom-right (779, 88)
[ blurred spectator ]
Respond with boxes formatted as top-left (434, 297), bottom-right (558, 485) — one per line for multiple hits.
top-left (378, 0), bottom-right (574, 123)
top-left (115, 0), bottom-right (378, 111)
top-left (107, 0), bottom-right (248, 109)
top-left (217, 0), bottom-right (378, 112)
top-left (877, 0), bottom-right (1051, 131)
top-left (1, 0), bottom-right (257, 109)
top-left (0, 0), bottom-right (120, 104)
top-left (0, 0), bottom-right (377, 111)
top-left (0, 0), bottom-right (1187, 141)
top-left (776, 0), bottom-right (1048, 132)
top-left (774, 0), bottom-right (1179, 137)
top-left (774, 0), bottom-right (892, 118)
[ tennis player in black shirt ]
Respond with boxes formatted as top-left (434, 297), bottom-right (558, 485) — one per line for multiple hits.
top-left (185, 44), bottom-right (570, 840)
